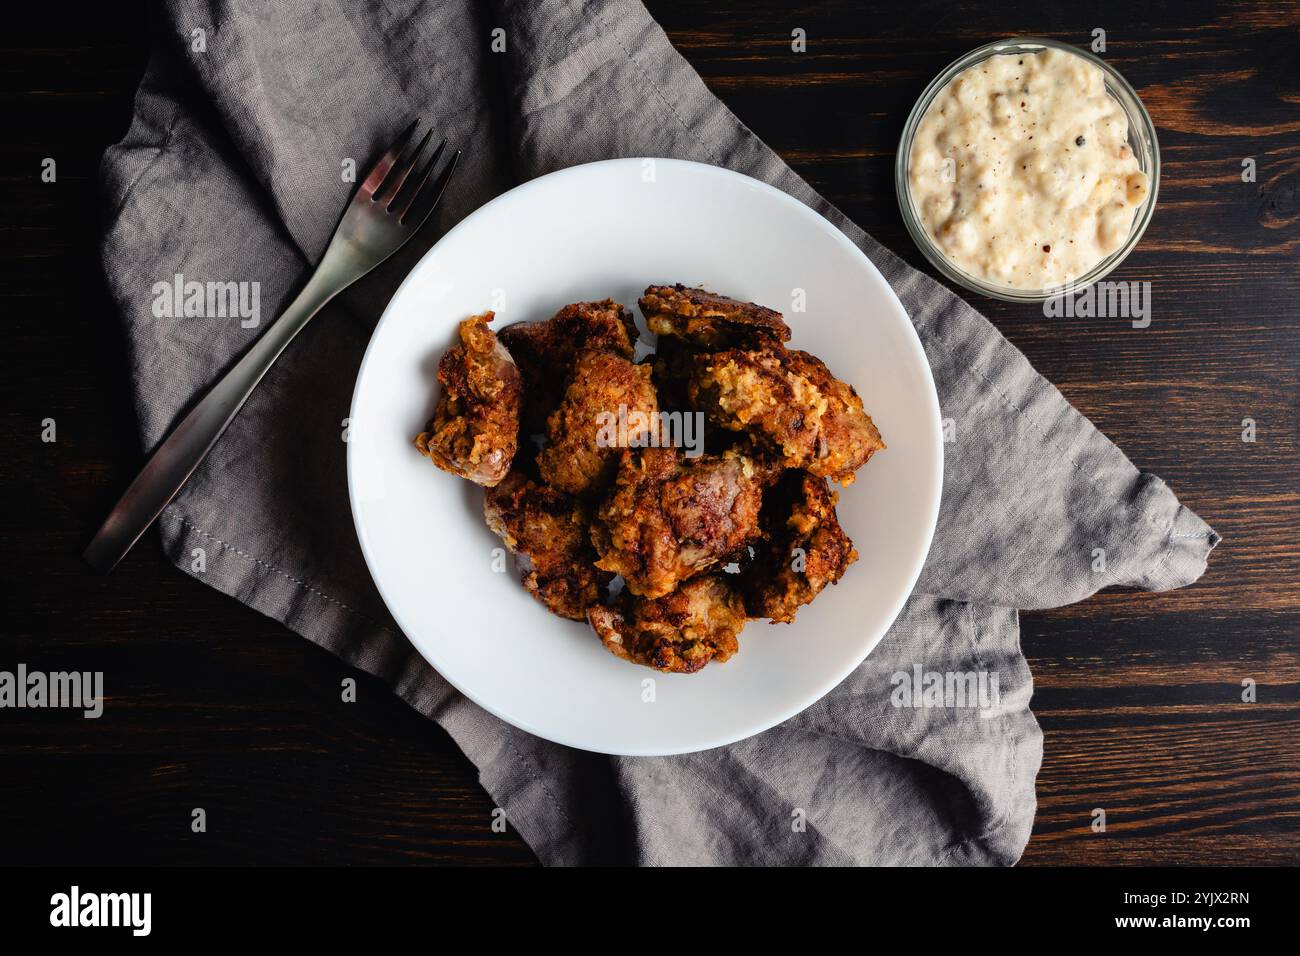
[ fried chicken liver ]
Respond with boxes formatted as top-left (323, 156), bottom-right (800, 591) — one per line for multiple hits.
top-left (414, 312), bottom-right (521, 486)
top-left (688, 347), bottom-right (884, 485)
top-left (640, 284), bottom-right (791, 350)
top-left (588, 575), bottom-right (747, 673)
top-left (744, 472), bottom-right (858, 623)
top-left (591, 447), bottom-right (775, 599)
top-left (483, 472), bottom-right (609, 620)
top-left (498, 299), bottom-right (639, 418)
top-left (537, 350), bottom-right (659, 497)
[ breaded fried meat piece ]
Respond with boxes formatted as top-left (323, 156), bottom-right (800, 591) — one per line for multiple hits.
top-left (483, 472), bottom-right (610, 620)
top-left (414, 312), bottom-right (521, 486)
top-left (591, 447), bottom-right (775, 599)
top-left (498, 299), bottom-right (639, 415)
top-left (537, 350), bottom-right (659, 497)
top-left (640, 284), bottom-right (791, 350)
top-left (588, 575), bottom-right (747, 673)
top-left (689, 347), bottom-right (884, 484)
top-left (744, 472), bottom-right (858, 623)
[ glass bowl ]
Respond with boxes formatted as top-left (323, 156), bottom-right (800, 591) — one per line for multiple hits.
top-left (895, 36), bottom-right (1160, 302)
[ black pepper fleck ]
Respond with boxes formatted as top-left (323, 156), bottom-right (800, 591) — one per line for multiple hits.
top-left (1075, 135), bottom-right (1086, 147)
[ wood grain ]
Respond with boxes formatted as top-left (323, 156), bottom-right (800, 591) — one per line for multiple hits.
top-left (1, 0), bottom-right (1297, 865)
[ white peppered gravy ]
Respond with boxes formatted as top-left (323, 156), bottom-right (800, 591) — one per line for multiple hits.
top-left (908, 47), bottom-right (1149, 290)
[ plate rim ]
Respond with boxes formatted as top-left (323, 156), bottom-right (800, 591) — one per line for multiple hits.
top-left (347, 157), bottom-right (944, 756)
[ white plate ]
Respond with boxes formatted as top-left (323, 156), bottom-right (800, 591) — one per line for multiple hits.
top-left (348, 158), bottom-right (942, 756)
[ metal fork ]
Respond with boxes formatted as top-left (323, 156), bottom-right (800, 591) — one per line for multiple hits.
top-left (84, 119), bottom-right (460, 573)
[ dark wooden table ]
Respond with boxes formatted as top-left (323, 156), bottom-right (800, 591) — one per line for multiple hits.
top-left (2, 1), bottom-right (1297, 865)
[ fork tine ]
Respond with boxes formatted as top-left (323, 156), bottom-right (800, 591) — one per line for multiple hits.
top-left (399, 146), bottom-right (460, 226)
top-left (376, 128), bottom-right (434, 209)
top-left (360, 118), bottom-right (419, 197)
top-left (393, 139), bottom-right (446, 217)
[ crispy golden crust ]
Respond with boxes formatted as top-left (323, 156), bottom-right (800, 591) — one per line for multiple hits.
top-left (744, 473), bottom-right (858, 623)
top-left (591, 447), bottom-right (773, 599)
top-left (537, 350), bottom-right (659, 497)
top-left (426, 288), bottom-right (882, 672)
top-left (689, 349), bottom-right (824, 464)
top-left (414, 313), bottom-right (521, 486)
top-left (483, 472), bottom-right (610, 620)
top-left (640, 284), bottom-right (791, 350)
top-left (588, 575), bottom-right (746, 673)
top-left (650, 338), bottom-right (748, 455)
top-left (498, 300), bottom-right (639, 418)
top-left (689, 347), bottom-right (884, 485)
top-left (782, 350), bottom-right (885, 484)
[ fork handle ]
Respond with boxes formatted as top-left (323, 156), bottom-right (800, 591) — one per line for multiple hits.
top-left (83, 266), bottom-right (348, 573)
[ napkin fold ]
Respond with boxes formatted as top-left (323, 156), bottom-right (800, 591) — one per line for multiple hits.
top-left (99, 0), bottom-right (1218, 865)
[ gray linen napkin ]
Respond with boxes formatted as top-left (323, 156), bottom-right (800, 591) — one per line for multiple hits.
top-left (99, 0), bottom-right (1218, 865)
